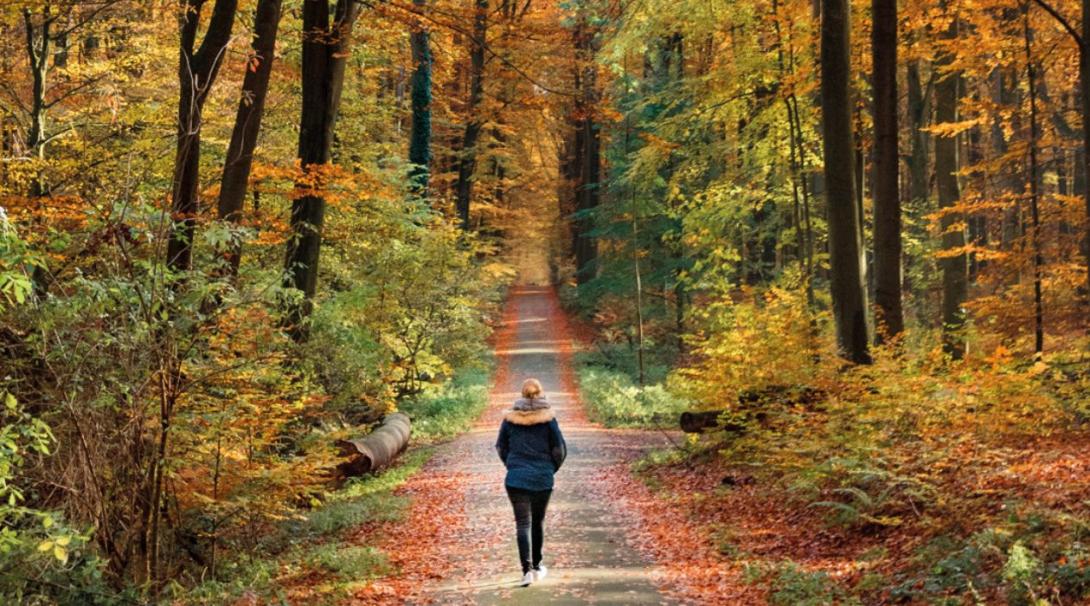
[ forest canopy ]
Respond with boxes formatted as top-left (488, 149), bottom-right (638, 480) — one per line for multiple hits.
top-left (2, 0), bottom-right (1090, 603)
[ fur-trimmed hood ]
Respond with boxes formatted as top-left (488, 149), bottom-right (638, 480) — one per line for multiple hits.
top-left (503, 408), bottom-right (556, 425)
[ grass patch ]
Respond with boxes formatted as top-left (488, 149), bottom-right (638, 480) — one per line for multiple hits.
top-left (309, 544), bottom-right (391, 581)
top-left (768, 563), bottom-right (854, 606)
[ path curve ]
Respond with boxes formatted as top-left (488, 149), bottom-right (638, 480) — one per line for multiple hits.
top-left (352, 285), bottom-right (676, 605)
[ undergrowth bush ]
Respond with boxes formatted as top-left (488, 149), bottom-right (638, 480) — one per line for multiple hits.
top-left (577, 366), bottom-right (689, 427)
top-left (883, 504), bottom-right (1090, 605)
top-left (182, 447), bottom-right (432, 604)
top-left (754, 562), bottom-right (854, 601)
top-left (399, 366), bottom-right (492, 440)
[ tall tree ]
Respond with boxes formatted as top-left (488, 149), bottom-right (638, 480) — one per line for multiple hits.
top-left (934, 5), bottom-right (968, 359)
top-left (408, 0), bottom-right (431, 195)
top-left (872, 0), bottom-right (903, 342)
top-left (283, 0), bottom-right (360, 338)
top-left (1029, 0), bottom-right (1090, 327)
top-left (216, 0), bottom-right (283, 275)
top-left (820, 0), bottom-right (870, 363)
top-left (1023, 3), bottom-right (1045, 355)
top-left (906, 59), bottom-right (931, 207)
top-left (454, 0), bottom-right (487, 229)
top-left (572, 8), bottom-right (600, 285)
top-left (166, 0), bottom-right (238, 273)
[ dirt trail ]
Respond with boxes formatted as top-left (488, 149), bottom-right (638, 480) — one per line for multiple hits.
top-left (352, 285), bottom-right (676, 605)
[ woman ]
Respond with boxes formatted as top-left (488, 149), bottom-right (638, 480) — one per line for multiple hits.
top-left (495, 378), bottom-right (567, 587)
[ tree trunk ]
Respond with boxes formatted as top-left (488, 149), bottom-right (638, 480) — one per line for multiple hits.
top-left (408, 0), bottom-right (432, 195)
top-left (1082, 0), bottom-right (1090, 326)
top-left (820, 0), bottom-right (871, 363)
top-left (1023, 6), bottom-right (1045, 355)
top-left (573, 15), bottom-right (600, 285)
top-left (335, 413), bottom-right (412, 478)
top-left (454, 0), bottom-right (487, 229)
top-left (284, 0), bottom-right (360, 339)
top-left (22, 7), bottom-right (50, 197)
top-left (166, 0), bottom-right (239, 274)
top-left (871, 0), bottom-right (903, 342)
top-left (906, 60), bottom-right (931, 206)
top-left (934, 8), bottom-right (968, 359)
top-left (216, 0), bottom-right (283, 275)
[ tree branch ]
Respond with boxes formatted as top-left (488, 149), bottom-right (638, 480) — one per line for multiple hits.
top-left (1031, 0), bottom-right (1084, 48)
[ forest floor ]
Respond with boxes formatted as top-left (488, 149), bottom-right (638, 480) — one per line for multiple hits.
top-left (344, 284), bottom-right (690, 605)
top-left (276, 277), bottom-right (1090, 605)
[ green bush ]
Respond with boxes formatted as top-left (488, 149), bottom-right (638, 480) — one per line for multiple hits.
top-left (577, 367), bottom-right (689, 427)
top-left (795, 454), bottom-right (935, 530)
top-left (400, 367), bottom-right (491, 440)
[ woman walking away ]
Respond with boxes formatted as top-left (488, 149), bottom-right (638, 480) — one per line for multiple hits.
top-left (495, 378), bottom-right (567, 587)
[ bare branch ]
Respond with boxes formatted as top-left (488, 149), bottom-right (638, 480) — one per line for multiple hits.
top-left (1031, 0), bottom-right (1084, 48)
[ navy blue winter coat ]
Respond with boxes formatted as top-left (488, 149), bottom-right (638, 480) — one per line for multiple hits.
top-left (495, 407), bottom-right (567, 491)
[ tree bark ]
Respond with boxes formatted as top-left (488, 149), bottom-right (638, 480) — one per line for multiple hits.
top-left (906, 60), bottom-right (931, 206)
top-left (821, 0), bottom-right (871, 363)
top-left (408, 0), bottom-right (432, 195)
top-left (871, 0), bottom-right (903, 342)
top-left (216, 0), bottom-right (283, 275)
top-left (1082, 0), bottom-right (1090, 325)
top-left (1023, 6), bottom-right (1045, 355)
top-left (934, 7), bottom-right (968, 359)
top-left (454, 0), bottom-right (487, 229)
top-left (335, 413), bottom-right (412, 478)
top-left (284, 0), bottom-right (360, 339)
top-left (166, 0), bottom-right (239, 274)
top-left (572, 14), bottom-right (600, 285)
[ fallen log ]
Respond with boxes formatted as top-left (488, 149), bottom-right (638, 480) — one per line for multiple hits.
top-left (334, 412), bottom-right (412, 478)
top-left (679, 385), bottom-right (825, 433)
top-left (679, 410), bottom-right (747, 433)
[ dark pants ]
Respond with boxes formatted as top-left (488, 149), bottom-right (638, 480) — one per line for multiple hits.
top-left (505, 486), bottom-right (552, 574)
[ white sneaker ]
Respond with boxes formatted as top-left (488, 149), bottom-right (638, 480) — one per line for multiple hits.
top-left (534, 565), bottom-right (548, 581)
top-left (520, 571), bottom-right (534, 587)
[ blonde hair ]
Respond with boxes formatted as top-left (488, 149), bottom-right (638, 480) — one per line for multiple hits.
top-left (521, 378), bottom-right (543, 399)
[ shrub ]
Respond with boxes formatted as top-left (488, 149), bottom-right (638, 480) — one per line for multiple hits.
top-left (577, 367), bottom-right (689, 427)
top-left (400, 367), bottom-right (491, 440)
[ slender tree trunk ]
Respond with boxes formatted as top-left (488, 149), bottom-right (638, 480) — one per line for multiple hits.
top-left (408, 0), bottom-right (432, 195)
top-left (166, 0), bottom-right (239, 274)
top-left (216, 0), bottom-right (283, 275)
top-left (23, 7), bottom-right (50, 197)
top-left (821, 0), bottom-right (871, 363)
top-left (1029, 0), bottom-right (1090, 327)
top-left (1082, 0), bottom-right (1090, 325)
top-left (934, 7), bottom-right (968, 359)
top-left (284, 0), bottom-right (360, 339)
top-left (872, 0), bottom-right (903, 342)
top-left (23, 7), bottom-right (53, 295)
top-left (1024, 5), bottom-right (1045, 355)
top-left (454, 0), bottom-right (487, 229)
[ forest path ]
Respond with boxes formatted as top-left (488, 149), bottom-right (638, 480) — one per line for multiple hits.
top-left (352, 285), bottom-right (676, 605)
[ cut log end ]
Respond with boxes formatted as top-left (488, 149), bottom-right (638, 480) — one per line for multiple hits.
top-left (334, 412), bottom-right (412, 480)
